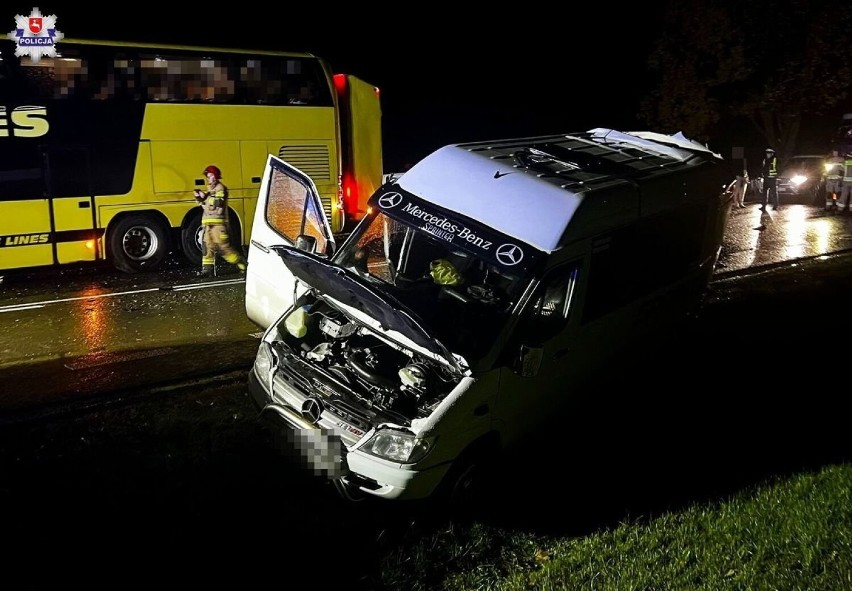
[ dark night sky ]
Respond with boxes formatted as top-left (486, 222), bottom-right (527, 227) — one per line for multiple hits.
top-left (40, 5), bottom-right (667, 170)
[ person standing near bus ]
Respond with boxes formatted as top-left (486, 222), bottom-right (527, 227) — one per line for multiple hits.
top-left (193, 165), bottom-right (247, 277)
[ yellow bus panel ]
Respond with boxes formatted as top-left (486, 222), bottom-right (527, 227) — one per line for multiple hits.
top-left (56, 241), bottom-right (96, 264)
top-left (141, 104), bottom-right (337, 141)
top-left (0, 200), bottom-right (51, 233)
top-left (149, 141), bottom-right (242, 194)
top-left (52, 197), bottom-right (95, 231)
top-left (0, 244), bottom-right (53, 269)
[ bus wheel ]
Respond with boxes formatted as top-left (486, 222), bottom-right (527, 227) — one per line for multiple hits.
top-left (108, 214), bottom-right (169, 273)
top-left (181, 210), bottom-right (244, 267)
top-left (180, 210), bottom-right (204, 267)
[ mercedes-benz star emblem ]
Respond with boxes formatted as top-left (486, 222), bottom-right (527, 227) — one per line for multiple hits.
top-left (377, 191), bottom-right (403, 209)
top-left (301, 397), bottom-right (324, 425)
top-left (495, 243), bottom-right (523, 266)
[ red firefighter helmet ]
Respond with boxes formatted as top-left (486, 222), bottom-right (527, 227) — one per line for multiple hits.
top-left (203, 165), bottom-right (222, 180)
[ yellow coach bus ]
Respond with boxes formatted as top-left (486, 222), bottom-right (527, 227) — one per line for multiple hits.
top-left (0, 37), bottom-right (382, 273)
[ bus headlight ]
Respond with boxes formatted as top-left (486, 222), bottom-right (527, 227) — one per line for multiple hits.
top-left (360, 428), bottom-right (433, 464)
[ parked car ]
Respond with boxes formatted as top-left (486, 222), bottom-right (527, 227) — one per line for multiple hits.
top-left (776, 154), bottom-right (826, 205)
top-left (748, 154), bottom-right (826, 206)
top-left (244, 128), bottom-right (732, 505)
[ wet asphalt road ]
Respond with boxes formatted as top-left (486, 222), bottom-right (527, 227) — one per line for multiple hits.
top-left (1, 202), bottom-right (852, 587)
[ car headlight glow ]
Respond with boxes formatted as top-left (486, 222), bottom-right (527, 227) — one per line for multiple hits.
top-left (791, 174), bottom-right (808, 187)
top-left (360, 428), bottom-right (433, 463)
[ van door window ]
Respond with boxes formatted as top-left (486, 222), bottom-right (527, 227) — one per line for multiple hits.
top-left (265, 167), bottom-right (330, 255)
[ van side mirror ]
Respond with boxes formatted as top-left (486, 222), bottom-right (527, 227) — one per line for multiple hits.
top-left (513, 344), bottom-right (542, 377)
top-left (294, 234), bottom-right (316, 253)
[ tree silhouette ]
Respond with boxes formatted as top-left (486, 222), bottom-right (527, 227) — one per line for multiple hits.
top-left (639, 0), bottom-right (852, 160)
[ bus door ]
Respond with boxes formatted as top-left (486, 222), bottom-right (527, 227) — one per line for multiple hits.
top-left (44, 144), bottom-right (99, 264)
top-left (0, 158), bottom-right (52, 271)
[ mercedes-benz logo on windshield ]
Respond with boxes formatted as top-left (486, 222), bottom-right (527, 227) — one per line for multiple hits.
top-left (495, 243), bottom-right (524, 266)
top-left (378, 192), bottom-right (403, 209)
top-left (301, 397), bottom-right (324, 425)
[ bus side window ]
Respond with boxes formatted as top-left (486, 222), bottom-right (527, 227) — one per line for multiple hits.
top-left (15, 56), bottom-right (55, 100)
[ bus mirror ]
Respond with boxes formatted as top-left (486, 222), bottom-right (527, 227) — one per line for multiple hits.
top-left (294, 234), bottom-right (317, 253)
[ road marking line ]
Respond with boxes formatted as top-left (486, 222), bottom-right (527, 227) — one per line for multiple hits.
top-left (0, 279), bottom-right (244, 312)
top-left (0, 303), bottom-right (45, 313)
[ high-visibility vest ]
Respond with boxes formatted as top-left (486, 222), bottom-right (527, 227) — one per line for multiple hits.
top-left (763, 156), bottom-right (778, 178)
top-left (843, 159), bottom-right (852, 182)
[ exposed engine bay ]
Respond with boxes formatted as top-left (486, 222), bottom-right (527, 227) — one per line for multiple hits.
top-left (271, 295), bottom-right (460, 426)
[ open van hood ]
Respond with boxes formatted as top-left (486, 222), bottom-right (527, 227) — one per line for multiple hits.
top-left (271, 245), bottom-right (458, 368)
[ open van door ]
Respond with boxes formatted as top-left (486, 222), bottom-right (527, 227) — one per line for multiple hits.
top-left (245, 154), bottom-right (336, 329)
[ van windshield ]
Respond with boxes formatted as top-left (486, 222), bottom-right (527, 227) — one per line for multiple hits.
top-left (333, 210), bottom-right (533, 359)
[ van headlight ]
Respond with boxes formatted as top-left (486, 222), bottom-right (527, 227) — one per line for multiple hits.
top-left (360, 428), bottom-right (433, 464)
top-left (254, 342), bottom-right (275, 377)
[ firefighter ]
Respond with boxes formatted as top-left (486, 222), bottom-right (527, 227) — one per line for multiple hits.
top-left (193, 165), bottom-right (247, 277)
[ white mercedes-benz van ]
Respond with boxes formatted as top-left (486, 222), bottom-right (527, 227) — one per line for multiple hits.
top-left (244, 128), bottom-right (732, 503)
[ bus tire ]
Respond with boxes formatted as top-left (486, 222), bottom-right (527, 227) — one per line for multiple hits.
top-left (181, 210), bottom-right (244, 267)
top-left (108, 214), bottom-right (169, 273)
top-left (181, 210), bottom-right (204, 267)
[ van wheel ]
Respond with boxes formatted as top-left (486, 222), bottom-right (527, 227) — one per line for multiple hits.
top-left (108, 214), bottom-right (169, 273)
top-left (436, 446), bottom-right (496, 516)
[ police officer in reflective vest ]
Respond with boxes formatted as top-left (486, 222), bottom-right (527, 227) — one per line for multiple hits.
top-left (193, 165), bottom-right (247, 277)
top-left (840, 154), bottom-right (852, 213)
top-left (825, 150), bottom-right (844, 209)
top-left (760, 147), bottom-right (779, 211)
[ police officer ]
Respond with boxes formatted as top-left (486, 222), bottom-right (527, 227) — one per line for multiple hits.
top-left (840, 153), bottom-right (852, 213)
top-left (825, 150), bottom-right (844, 210)
top-left (761, 147), bottom-right (779, 211)
top-left (193, 165), bottom-right (247, 277)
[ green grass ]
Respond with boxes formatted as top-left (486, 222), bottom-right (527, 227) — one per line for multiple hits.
top-left (378, 464), bottom-right (852, 590)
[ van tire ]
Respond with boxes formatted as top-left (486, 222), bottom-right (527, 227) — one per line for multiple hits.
top-left (108, 214), bottom-right (169, 273)
top-left (435, 439), bottom-right (498, 515)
